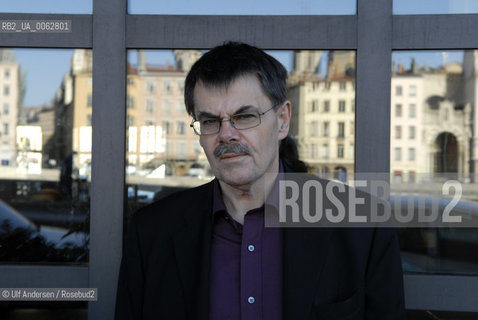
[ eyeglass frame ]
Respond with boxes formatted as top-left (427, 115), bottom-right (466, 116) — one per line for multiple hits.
top-left (189, 104), bottom-right (280, 136)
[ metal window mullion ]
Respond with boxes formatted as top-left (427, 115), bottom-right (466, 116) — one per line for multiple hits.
top-left (393, 14), bottom-right (478, 49)
top-left (0, 266), bottom-right (88, 287)
top-left (89, 0), bottom-right (126, 319)
top-left (126, 15), bottom-right (357, 50)
top-left (355, 0), bottom-right (392, 175)
top-left (404, 274), bottom-right (478, 311)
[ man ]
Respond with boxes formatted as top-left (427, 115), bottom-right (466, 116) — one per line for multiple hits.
top-left (115, 42), bottom-right (406, 320)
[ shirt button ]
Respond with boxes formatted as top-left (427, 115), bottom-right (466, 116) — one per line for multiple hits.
top-left (248, 296), bottom-right (255, 304)
top-left (248, 245), bottom-right (255, 252)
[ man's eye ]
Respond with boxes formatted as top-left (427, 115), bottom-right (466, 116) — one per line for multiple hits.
top-left (201, 119), bottom-right (218, 125)
top-left (234, 113), bottom-right (256, 121)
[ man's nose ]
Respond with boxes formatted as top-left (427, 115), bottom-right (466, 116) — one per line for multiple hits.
top-left (218, 119), bottom-right (239, 142)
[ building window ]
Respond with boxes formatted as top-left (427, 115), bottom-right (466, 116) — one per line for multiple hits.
top-left (338, 100), bottom-right (346, 112)
top-left (311, 144), bottom-right (318, 158)
top-left (395, 85), bottom-right (402, 96)
top-left (338, 122), bottom-right (345, 138)
top-left (87, 94), bottom-right (92, 107)
top-left (395, 125), bottom-right (402, 139)
top-left (87, 114), bottom-right (92, 126)
top-left (409, 104), bottom-right (416, 118)
top-left (409, 85), bottom-right (416, 97)
top-left (351, 99), bottom-right (355, 112)
top-left (323, 122), bottom-right (329, 137)
top-left (310, 121), bottom-right (317, 136)
top-left (311, 100), bottom-right (319, 112)
top-left (3, 103), bottom-right (9, 115)
top-left (337, 144), bottom-right (344, 158)
top-left (321, 144), bottom-right (329, 158)
top-left (164, 80), bottom-right (171, 94)
top-left (127, 115), bottom-right (134, 127)
top-left (162, 121), bottom-right (170, 135)
top-left (3, 123), bottom-right (8, 135)
top-left (394, 147), bottom-right (401, 161)
top-left (324, 100), bottom-right (330, 112)
top-left (178, 82), bottom-right (184, 93)
top-left (4, 69), bottom-right (10, 78)
top-left (177, 121), bottom-right (185, 135)
top-left (339, 82), bottom-right (346, 91)
top-left (127, 95), bottom-right (135, 109)
top-left (409, 126), bottom-right (415, 139)
top-left (127, 77), bottom-right (134, 85)
top-left (147, 80), bottom-right (155, 94)
top-left (163, 99), bottom-right (171, 112)
top-left (145, 120), bottom-right (155, 126)
top-left (408, 147), bottom-right (415, 161)
top-left (395, 104), bottom-right (402, 117)
top-left (177, 140), bottom-right (186, 156)
top-left (146, 99), bottom-right (155, 113)
top-left (3, 85), bottom-right (10, 96)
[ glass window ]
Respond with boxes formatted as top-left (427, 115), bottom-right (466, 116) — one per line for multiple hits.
top-left (3, 103), bottom-right (9, 115)
top-left (408, 147), bottom-right (415, 161)
top-left (125, 49), bottom-right (356, 210)
top-left (409, 126), bottom-right (415, 139)
top-left (394, 147), bottom-right (401, 161)
top-left (338, 100), bottom-right (346, 112)
top-left (0, 0), bottom-right (92, 13)
top-left (391, 50), bottom-right (478, 275)
top-left (337, 122), bottom-right (345, 138)
top-left (395, 104), bottom-right (402, 117)
top-left (395, 125), bottom-right (402, 139)
top-left (321, 144), bottom-right (328, 158)
top-left (409, 104), bottom-right (416, 118)
top-left (0, 49), bottom-right (91, 264)
top-left (87, 94), bottom-right (92, 107)
top-left (129, 0), bottom-right (356, 15)
top-left (394, 0), bottom-right (478, 14)
top-left (337, 144), bottom-right (344, 158)
top-left (323, 122), bottom-right (329, 137)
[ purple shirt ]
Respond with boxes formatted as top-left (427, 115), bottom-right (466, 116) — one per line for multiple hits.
top-left (209, 164), bottom-right (283, 320)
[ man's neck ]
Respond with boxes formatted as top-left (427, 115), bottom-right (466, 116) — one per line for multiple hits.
top-left (218, 164), bottom-right (279, 225)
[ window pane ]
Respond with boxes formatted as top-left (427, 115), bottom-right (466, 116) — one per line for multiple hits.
top-left (391, 50), bottom-right (478, 275)
top-left (125, 49), bottom-right (356, 216)
top-left (394, 0), bottom-right (478, 14)
top-left (0, 0), bottom-right (91, 14)
top-left (129, 0), bottom-right (355, 15)
top-left (0, 49), bottom-right (91, 264)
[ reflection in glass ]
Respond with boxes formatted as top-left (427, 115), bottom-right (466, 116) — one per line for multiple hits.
top-left (394, 0), bottom-right (478, 14)
top-left (289, 50), bottom-right (356, 182)
top-left (125, 49), bottom-right (356, 217)
top-left (129, 0), bottom-right (355, 15)
top-left (0, 0), bottom-right (92, 14)
top-left (391, 50), bottom-right (478, 275)
top-left (0, 49), bottom-right (91, 264)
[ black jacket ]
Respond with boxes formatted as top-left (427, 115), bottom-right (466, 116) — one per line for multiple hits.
top-left (115, 174), bottom-right (406, 320)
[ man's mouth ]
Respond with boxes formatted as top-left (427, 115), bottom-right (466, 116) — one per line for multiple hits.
top-left (219, 153), bottom-right (247, 160)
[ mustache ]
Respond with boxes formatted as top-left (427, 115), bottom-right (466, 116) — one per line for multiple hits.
top-left (214, 143), bottom-right (251, 158)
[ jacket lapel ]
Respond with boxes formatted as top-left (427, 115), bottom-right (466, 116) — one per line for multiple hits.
top-left (172, 182), bottom-right (213, 320)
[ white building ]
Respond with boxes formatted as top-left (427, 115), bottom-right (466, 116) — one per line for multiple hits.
top-left (0, 49), bottom-right (22, 167)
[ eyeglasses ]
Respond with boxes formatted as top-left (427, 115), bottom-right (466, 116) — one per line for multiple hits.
top-left (190, 105), bottom-right (277, 136)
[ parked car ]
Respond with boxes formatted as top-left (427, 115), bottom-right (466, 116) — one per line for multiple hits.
top-left (0, 200), bottom-right (88, 263)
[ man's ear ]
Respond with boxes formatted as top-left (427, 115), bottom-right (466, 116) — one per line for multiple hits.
top-left (277, 101), bottom-right (291, 140)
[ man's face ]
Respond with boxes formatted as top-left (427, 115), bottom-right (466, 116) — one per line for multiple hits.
top-left (193, 74), bottom-right (290, 188)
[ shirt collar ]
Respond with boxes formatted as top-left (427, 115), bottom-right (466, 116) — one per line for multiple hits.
top-left (212, 160), bottom-right (284, 221)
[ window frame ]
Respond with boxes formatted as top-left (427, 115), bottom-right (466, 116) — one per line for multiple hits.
top-left (1, 0), bottom-right (478, 317)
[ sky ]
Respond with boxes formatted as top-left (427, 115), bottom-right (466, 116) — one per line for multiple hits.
top-left (1, 0), bottom-right (475, 106)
